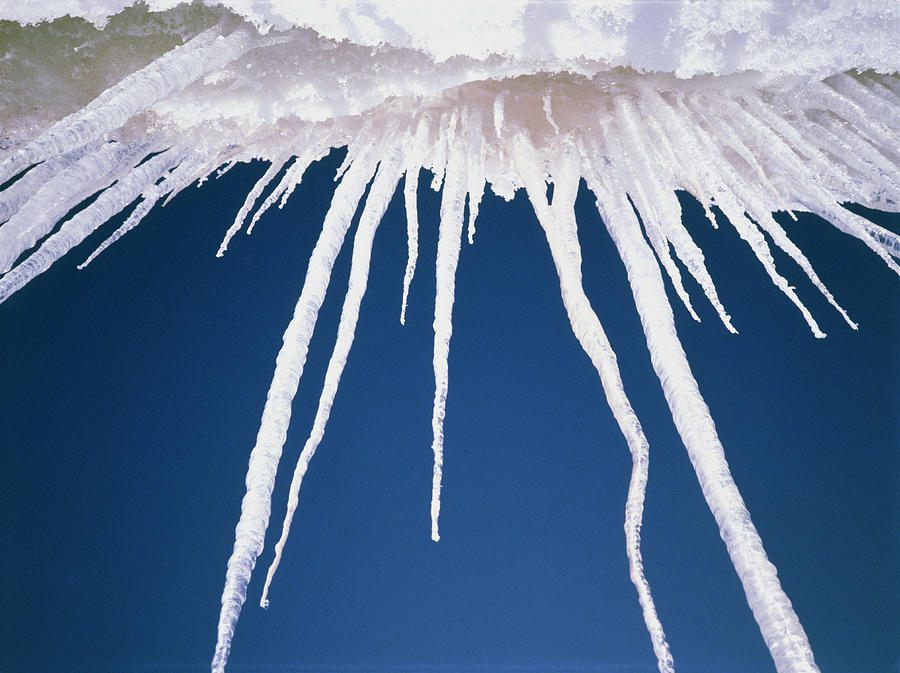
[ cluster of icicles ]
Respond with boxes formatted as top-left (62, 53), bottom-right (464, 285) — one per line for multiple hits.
top-left (1, 19), bottom-right (899, 673)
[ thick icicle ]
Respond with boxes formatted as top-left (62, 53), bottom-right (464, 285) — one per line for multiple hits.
top-left (429, 113), bottom-right (467, 542)
top-left (591, 174), bottom-right (821, 673)
top-left (0, 26), bottom-right (256, 184)
top-left (0, 148), bottom-right (182, 303)
top-left (211, 141), bottom-right (379, 673)
top-left (0, 141), bottom-right (150, 274)
top-left (260, 138), bottom-right (407, 606)
top-left (0, 141), bottom-right (102, 224)
top-left (515, 136), bottom-right (674, 673)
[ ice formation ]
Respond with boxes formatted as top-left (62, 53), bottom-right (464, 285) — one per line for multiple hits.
top-left (1, 2), bottom-right (898, 673)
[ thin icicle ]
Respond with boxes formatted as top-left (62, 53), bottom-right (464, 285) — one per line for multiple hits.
top-left (464, 107), bottom-right (485, 245)
top-left (401, 168), bottom-right (420, 325)
top-left (591, 173), bottom-right (821, 673)
top-left (0, 148), bottom-right (182, 303)
top-left (613, 96), bottom-right (736, 333)
top-left (599, 116), bottom-right (701, 324)
top-left (430, 114), bottom-right (467, 542)
top-left (211, 141), bottom-right (380, 673)
top-left (247, 147), bottom-right (326, 232)
top-left (78, 152), bottom-right (208, 269)
top-left (516, 136), bottom-right (674, 673)
top-left (667, 97), bottom-right (828, 337)
top-left (543, 90), bottom-right (560, 135)
top-left (217, 159), bottom-right (288, 257)
top-left (400, 113), bottom-right (433, 324)
top-left (493, 90), bottom-right (508, 139)
top-left (0, 141), bottom-right (150, 274)
top-left (260, 138), bottom-right (407, 607)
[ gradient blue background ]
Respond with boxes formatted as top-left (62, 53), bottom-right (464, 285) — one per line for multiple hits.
top-left (1, 151), bottom-right (897, 672)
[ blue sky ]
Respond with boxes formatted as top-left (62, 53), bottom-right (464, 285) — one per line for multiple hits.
top-left (1, 150), bottom-right (897, 672)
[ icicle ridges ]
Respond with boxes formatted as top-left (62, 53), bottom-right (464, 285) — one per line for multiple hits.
top-left (0, 13), bottom-right (898, 673)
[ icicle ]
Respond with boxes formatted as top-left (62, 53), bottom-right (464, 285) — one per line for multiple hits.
top-left (430, 113), bottom-right (467, 542)
top-left (590, 173), bottom-right (821, 673)
top-left (493, 90), bottom-right (508, 139)
top-left (464, 107), bottom-right (485, 245)
top-left (860, 218), bottom-right (900, 258)
top-left (401, 169), bottom-right (420, 325)
top-left (429, 111), bottom-right (453, 192)
top-left (797, 80), bottom-right (896, 153)
top-left (599, 116), bottom-right (702, 324)
top-left (0, 140), bottom-right (102, 224)
top-left (826, 73), bottom-right (900, 135)
top-left (516, 136), bottom-right (674, 673)
top-left (248, 147), bottom-right (326, 232)
top-left (217, 159), bottom-right (288, 257)
top-left (260, 138), bottom-right (407, 607)
top-left (78, 152), bottom-right (208, 269)
top-left (400, 113), bottom-right (433, 324)
top-left (0, 141), bottom-right (150, 274)
top-left (666, 97), bottom-right (828, 337)
top-left (0, 148), bottom-right (182, 303)
top-left (542, 90), bottom-right (560, 135)
top-left (211, 141), bottom-right (379, 673)
top-left (612, 95), bottom-right (736, 333)
top-left (0, 26), bottom-right (256, 184)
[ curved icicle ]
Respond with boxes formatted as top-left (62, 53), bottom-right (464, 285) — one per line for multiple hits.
top-left (514, 136), bottom-right (674, 673)
top-left (590, 172), bottom-right (821, 673)
top-left (211, 141), bottom-right (380, 673)
top-left (259, 138), bottom-right (407, 606)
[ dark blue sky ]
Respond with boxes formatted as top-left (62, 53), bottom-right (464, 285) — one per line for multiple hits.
top-left (1, 151), bottom-right (897, 673)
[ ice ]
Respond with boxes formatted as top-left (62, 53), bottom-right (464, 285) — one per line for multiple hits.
top-left (1, 4), bottom-right (898, 673)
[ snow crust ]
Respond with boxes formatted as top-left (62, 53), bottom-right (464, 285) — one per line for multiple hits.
top-left (2, 0), bottom-right (900, 79)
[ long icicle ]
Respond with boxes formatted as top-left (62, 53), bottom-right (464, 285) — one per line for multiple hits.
top-left (259, 137), bottom-right (407, 606)
top-left (0, 140), bottom-right (150, 273)
top-left (0, 25), bottom-right (256, 184)
top-left (429, 112), bottom-right (468, 542)
top-left (591, 175), bottom-right (821, 673)
top-left (211, 141), bottom-right (380, 673)
top-left (514, 136), bottom-right (674, 673)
